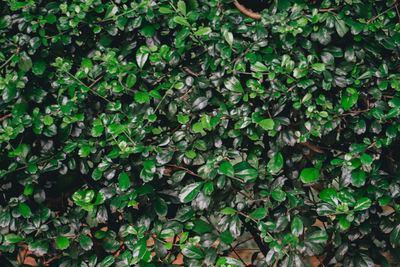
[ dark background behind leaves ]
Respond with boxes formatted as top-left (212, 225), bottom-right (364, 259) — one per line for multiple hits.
top-left (1, 0), bottom-right (400, 266)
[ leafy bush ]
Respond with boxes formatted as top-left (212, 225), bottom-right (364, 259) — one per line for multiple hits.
top-left (1, 0), bottom-right (400, 266)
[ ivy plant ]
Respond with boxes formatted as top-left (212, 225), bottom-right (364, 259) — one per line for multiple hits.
top-left (1, 0), bottom-right (400, 266)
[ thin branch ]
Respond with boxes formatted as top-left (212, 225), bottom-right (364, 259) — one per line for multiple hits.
top-left (0, 55), bottom-right (14, 70)
top-left (166, 164), bottom-right (202, 178)
top-left (64, 71), bottom-right (111, 103)
top-left (233, 0), bottom-right (261, 20)
top-left (366, 5), bottom-right (396, 25)
top-left (0, 113), bottom-right (12, 122)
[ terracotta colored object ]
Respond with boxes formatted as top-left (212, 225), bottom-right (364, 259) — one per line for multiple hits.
top-left (233, 0), bottom-right (262, 19)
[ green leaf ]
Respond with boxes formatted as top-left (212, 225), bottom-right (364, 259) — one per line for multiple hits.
top-left (179, 182), bottom-right (203, 203)
top-left (136, 47), bottom-right (149, 69)
top-left (306, 230), bottom-right (328, 244)
top-left (5, 233), bottom-right (23, 243)
top-left (79, 146), bottom-right (91, 157)
top-left (259, 119), bottom-right (275, 130)
top-left (351, 169), bottom-right (366, 187)
top-left (193, 219), bottom-right (213, 233)
top-left (224, 76), bottom-right (244, 93)
top-left (338, 215), bottom-right (351, 230)
top-left (356, 253), bottom-right (374, 267)
top-left (234, 166), bottom-right (258, 182)
top-left (79, 235), bottom-right (93, 250)
top-left (319, 187), bottom-right (337, 204)
top-left (250, 207), bottom-right (267, 220)
top-left (251, 62), bottom-right (269, 72)
top-left (56, 236), bottom-right (70, 250)
top-left (185, 150), bottom-right (196, 159)
top-left (291, 216), bottom-right (303, 237)
top-left (81, 58), bottom-right (93, 73)
top-left (311, 63), bottom-right (325, 72)
top-left (43, 116), bottom-right (54, 126)
top-left (277, 0), bottom-right (291, 11)
top-left (118, 172), bottom-right (130, 191)
top-left (271, 189), bottom-right (286, 202)
top-left (135, 92), bottom-right (150, 103)
top-left (126, 74), bottom-right (137, 88)
top-left (219, 161), bottom-right (234, 177)
top-left (178, 114), bottom-right (190, 124)
top-left (181, 244), bottom-right (204, 259)
top-left (140, 160), bottom-right (156, 182)
top-left (32, 60), bottom-right (46, 75)
top-left (220, 230), bottom-right (235, 244)
top-left (159, 6), bottom-right (174, 14)
top-left (300, 168), bottom-right (319, 183)
top-left (91, 125), bottom-right (104, 137)
top-left (220, 207), bottom-right (237, 215)
top-left (177, 0), bottom-right (187, 16)
top-left (3, 85), bottom-right (16, 102)
top-left (354, 197), bottom-right (371, 211)
top-left (100, 255), bottom-right (115, 267)
top-left (267, 152), bottom-right (283, 174)
top-left (194, 27), bottom-right (211, 36)
top-left (0, 15), bottom-right (11, 29)
top-left (155, 197), bottom-right (168, 217)
top-left (173, 16), bottom-right (190, 27)
top-left (341, 87), bottom-right (358, 111)
top-left (335, 18), bottom-right (348, 37)
top-left (224, 31), bottom-right (233, 46)
top-left (19, 203), bottom-right (31, 218)
top-left (132, 238), bottom-right (147, 260)
top-left (105, 4), bottom-right (118, 18)
top-left (18, 52), bottom-right (32, 72)
top-left (390, 224), bottom-right (400, 247)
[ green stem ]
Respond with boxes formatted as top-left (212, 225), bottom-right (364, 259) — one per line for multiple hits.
top-left (64, 71), bottom-right (112, 103)
top-left (0, 55), bottom-right (14, 70)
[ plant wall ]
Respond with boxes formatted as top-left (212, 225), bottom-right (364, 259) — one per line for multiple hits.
top-left (1, 0), bottom-right (400, 266)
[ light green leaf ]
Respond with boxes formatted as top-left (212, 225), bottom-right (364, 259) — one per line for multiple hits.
top-left (194, 27), bottom-right (211, 36)
top-left (224, 31), bottom-right (233, 46)
top-left (159, 7), bottom-right (174, 14)
top-left (311, 63), bottom-right (325, 72)
top-left (220, 207), bottom-right (237, 215)
top-left (135, 92), bottom-right (150, 103)
top-left (177, 0), bottom-right (187, 16)
top-left (56, 236), bottom-right (70, 250)
top-left (259, 119), bottom-right (275, 130)
top-left (173, 16), bottom-right (190, 27)
top-left (300, 168), bottom-right (319, 183)
top-left (251, 62), bottom-right (269, 72)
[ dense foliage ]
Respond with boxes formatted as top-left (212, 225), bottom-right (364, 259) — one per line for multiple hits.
top-left (1, 0), bottom-right (400, 266)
